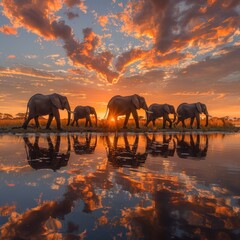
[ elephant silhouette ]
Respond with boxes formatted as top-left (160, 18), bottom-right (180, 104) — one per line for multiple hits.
top-left (146, 134), bottom-right (175, 158)
top-left (105, 134), bottom-right (148, 167)
top-left (175, 134), bottom-right (208, 160)
top-left (72, 133), bottom-right (97, 155)
top-left (23, 135), bottom-right (70, 171)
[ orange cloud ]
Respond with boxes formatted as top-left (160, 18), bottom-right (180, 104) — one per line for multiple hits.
top-left (115, 48), bottom-right (148, 72)
top-left (0, 25), bottom-right (17, 35)
top-left (7, 55), bottom-right (16, 59)
top-left (1, 0), bottom-right (118, 83)
top-left (98, 15), bottom-right (109, 28)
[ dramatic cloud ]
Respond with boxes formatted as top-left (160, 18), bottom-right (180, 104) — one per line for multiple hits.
top-left (115, 48), bottom-right (147, 72)
top-left (1, 0), bottom-right (118, 83)
top-left (119, 0), bottom-right (240, 54)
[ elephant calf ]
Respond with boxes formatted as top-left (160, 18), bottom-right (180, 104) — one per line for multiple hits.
top-left (145, 103), bottom-right (176, 128)
top-left (71, 106), bottom-right (97, 127)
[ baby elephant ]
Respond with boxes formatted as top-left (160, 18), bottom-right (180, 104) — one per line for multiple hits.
top-left (145, 103), bottom-right (176, 128)
top-left (71, 106), bottom-right (97, 127)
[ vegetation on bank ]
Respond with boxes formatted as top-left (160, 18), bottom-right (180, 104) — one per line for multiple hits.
top-left (0, 117), bottom-right (239, 133)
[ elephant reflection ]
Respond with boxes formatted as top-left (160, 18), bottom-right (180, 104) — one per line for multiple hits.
top-left (146, 134), bottom-right (175, 158)
top-left (105, 134), bottom-right (148, 167)
top-left (23, 135), bottom-right (70, 171)
top-left (72, 133), bottom-right (97, 155)
top-left (175, 134), bottom-right (208, 160)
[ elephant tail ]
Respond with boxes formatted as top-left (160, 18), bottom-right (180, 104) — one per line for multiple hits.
top-left (103, 108), bottom-right (109, 119)
top-left (24, 105), bottom-right (29, 121)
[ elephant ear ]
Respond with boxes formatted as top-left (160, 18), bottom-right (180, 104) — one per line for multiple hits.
top-left (196, 102), bottom-right (203, 113)
top-left (50, 94), bottom-right (63, 109)
top-left (132, 95), bottom-right (140, 109)
top-left (86, 106), bottom-right (91, 115)
top-left (163, 104), bottom-right (170, 113)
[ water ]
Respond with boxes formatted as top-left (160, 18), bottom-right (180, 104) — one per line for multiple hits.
top-left (0, 132), bottom-right (240, 240)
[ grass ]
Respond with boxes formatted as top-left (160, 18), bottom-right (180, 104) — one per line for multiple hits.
top-left (0, 117), bottom-right (239, 133)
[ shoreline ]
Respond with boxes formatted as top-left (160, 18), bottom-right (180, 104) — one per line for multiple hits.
top-left (0, 127), bottom-right (239, 135)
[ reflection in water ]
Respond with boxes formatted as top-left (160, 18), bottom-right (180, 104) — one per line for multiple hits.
top-left (146, 134), bottom-right (175, 158)
top-left (24, 135), bottom-right (71, 171)
top-left (72, 133), bottom-right (97, 155)
top-left (105, 134), bottom-right (148, 167)
top-left (0, 133), bottom-right (240, 239)
top-left (175, 134), bottom-right (208, 160)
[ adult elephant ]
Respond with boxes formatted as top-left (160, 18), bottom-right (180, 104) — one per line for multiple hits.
top-left (145, 103), bottom-right (176, 128)
top-left (71, 106), bottom-right (97, 127)
top-left (22, 93), bottom-right (71, 130)
top-left (175, 102), bottom-right (209, 129)
top-left (106, 94), bottom-right (149, 129)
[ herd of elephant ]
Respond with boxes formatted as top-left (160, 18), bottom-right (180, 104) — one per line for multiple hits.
top-left (22, 93), bottom-right (209, 130)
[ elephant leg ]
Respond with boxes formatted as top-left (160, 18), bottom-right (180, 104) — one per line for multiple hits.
top-left (174, 119), bottom-right (180, 127)
top-left (132, 110), bottom-right (140, 129)
top-left (162, 118), bottom-right (166, 129)
top-left (152, 119), bottom-right (156, 127)
top-left (89, 117), bottom-right (92, 127)
top-left (34, 117), bottom-right (40, 129)
top-left (85, 117), bottom-right (89, 127)
top-left (182, 119), bottom-right (186, 128)
top-left (165, 115), bottom-right (172, 128)
top-left (71, 119), bottom-right (75, 126)
top-left (190, 117), bottom-right (195, 129)
top-left (123, 113), bottom-right (130, 129)
top-left (22, 115), bottom-right (33, 129)
top-left (54, 110), bottom-right (62, 130)
top-left (196, 114), bottom-right (200, 129)
top-left (76, 119), bottom-right (79, 127)
top-left (46, 114), bottom-right (53, 130)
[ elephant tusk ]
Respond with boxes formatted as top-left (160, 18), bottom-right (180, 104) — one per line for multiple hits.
top-left (146, 110), bottom-right (153, 114)
top-left (67, 110), bottom-right (75, 114)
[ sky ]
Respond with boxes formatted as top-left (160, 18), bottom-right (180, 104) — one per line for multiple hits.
top-left (0, 0), bottom-right (239, 119)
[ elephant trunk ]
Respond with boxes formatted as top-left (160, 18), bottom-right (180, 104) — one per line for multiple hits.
top-left (65, 101), bottom-right (71, 126)
top-left (205, 113), bottom-right (209, 127)
top-left (173, 112), bottom-right (177, 123)
top-left (94, 111), bottom-right (98, 127)
top-left (67, 111), bottom-right (71, 126)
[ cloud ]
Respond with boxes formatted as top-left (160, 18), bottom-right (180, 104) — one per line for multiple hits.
top-left (0, 25), bottom-right (17, 35)
top-left (66, 11), bottom-right (79, 20)
top-left (98, 15), bottom-right (109, 29)
top-left (115, 48), bottom-right (147, 72)
top-left (115, 0), bottom-right (240, 69)
top-left (1, 0), bottom-right (118, 83)
top-left (7, 55), bottom-right (16, 59)
top-left (64, 0), bottom-right (87, 13)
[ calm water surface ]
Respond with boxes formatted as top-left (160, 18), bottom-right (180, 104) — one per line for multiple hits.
top-left (0, 132), bottom-right (240, 240)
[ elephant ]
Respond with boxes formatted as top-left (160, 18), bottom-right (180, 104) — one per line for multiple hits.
top-left (105, 134), bottom-right (148, 167)
top-left (146, 134), bottom-right (175, 158)
top-left (23, 135), bottom-right (71, 171)
top-left (175, 102), bottom-right (209, 129)
top-left (72, 133), bottom-right (97, 155)
top-left (145, 104), bottom-right (176, 128)
top-left (106, 94), bottom-right (150, 129)
top-left (175, 134), bottom-right (208, 160)
top-left (22, 93), bottom-right (71, 130)
top-left (71, 106), bottom-right (97, 127)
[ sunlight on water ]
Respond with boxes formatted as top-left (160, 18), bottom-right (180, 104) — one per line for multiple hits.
top-left (0, 133), bottom-right (240, 239)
